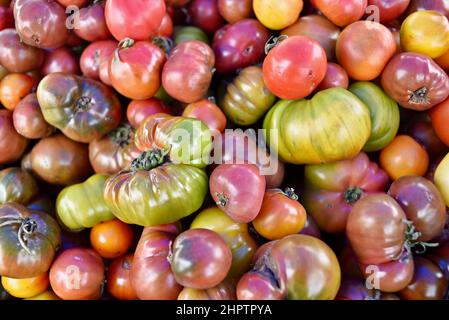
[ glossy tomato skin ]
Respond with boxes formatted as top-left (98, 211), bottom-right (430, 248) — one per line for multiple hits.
top-left (263, 88), bottom-right (371, 165)
top-left (213, 19), bottom-right (270, 74)
top-left (182, 99), bottom-right (227, 133)
top-left (50, 248), bottom-right (105, 300)
top-left (281, 14), bottom-right (340, 61)
top-left (0, 28), bottom-right (44, 73)
top-left (107, 254), bottom-right (137, 300)
top-left (367, 0), bottom-right (410, 23)
top-left (303, 153), bottom-right (389, 233)
top-left (347, 194), bottom-right (407, 265)
top-left (37, 74), bottom-right (122, 143)
top-left (1, 272), bottom-right (49, 298)
top-left (253, 0), bottom-right (303, 30)
top-left (105, 0), bottom-right (166, 41)
top-left (380, 135), bottom-right (429, 180)
top-left (14, 0), bottom-right (69, 49)
top-left (336, 21), bottom-right (396, 81)
top-left (389, 176), bottom-right (446, 241)
top-left (0, 203), bottom-right (61, 278)
top-left (310, 0), bottom-right (367, 27)
top-left (0, 110), bottom-right (28, 165)
top-left (191, 207), bottom-right (258, 279)
top-left (127, 98), bottom-right (173, 128)
top-left (214, 130), bottom-right (285, 189)
top-left (399, 257), bottom-right (448, 300)
top-left (218, 0), bottom-right (253, 24)
top-left (56, 174), bottom-right (115, 231)
top-left (0, 73), bottom-right (35, 111)
top-left (349, 82), bottom-right (400, 152)
top-left (210, 164), bottom-right (266, 223)
top-left (0, 6), bottom-right (14, 31)
top-left (73, 1), bottom-right (111, 42)
top-left (90, 219), bottom-right (134, 259)
top-left (435, 48), bottom-right (449, 72)
top-left (109, 40), bottom-right (166, 100)
top-left (131, 224), bottom-right (183, 300)
top-left (238, 235), bottom-right (341, 300)
top-left (253, 189), bottom-right (307, 240)
top-left (188, 0), bottom-right (225, 34)
top-left (381, 53), bottom-right (449, 111)
top-left (427, 242), bottom-right (449, 280)
top-left (0, 167), bottom-right (38, 205)
top-left (407, 0), bottom-right (449, 18)
top-left (430, 98), bottom-right (449, 147)
top-left (56, 0), bottom-right (89, 6)
top-left (401, 11), bottom-right (449, 59)
top-left (134, 114), bottom-right (212, 167)
top-left (316, 63), bottom-right (349, 91)
top-left (171, 229), bottom-right (232, 289)
top-left (162, 40), bottom-right (215, 103)
top-left (80, 40), bottom-right (117, 80)
top-left (263, 36), bottom-right (327, 100)
top-left (104, 163), bottom-right (209, 226)
top-left (178, 280), bottom-right (236, 300)
top-left (220, 65), bottom-right (276, 126)
top-left (89, 124), bottom-right (141, 175)
top-left (41, 46), bottom-right (80, 76)
top-left (30, 134), bottom-right (92, 186)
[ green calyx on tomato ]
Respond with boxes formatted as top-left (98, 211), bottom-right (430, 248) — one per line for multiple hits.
top-left (108, 123), bottom-right (134, 148)
top-left (130, 149), bottom-right (169, 171)
top-left (344, 187), bottom-right (363, 204)
top-left (399, 220), bottom-right (439, 260)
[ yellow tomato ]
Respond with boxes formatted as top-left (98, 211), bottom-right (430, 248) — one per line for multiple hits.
top-left (435, 152), bottom-right (449, 207)
top-left (1, 273), bottom-right (49, 299)
top-left (400, 11), bottom-right (449, 58)
top-left (253, 0), bottom-right (303, 30)
top-left (25, 290), bottom-right (61, 300)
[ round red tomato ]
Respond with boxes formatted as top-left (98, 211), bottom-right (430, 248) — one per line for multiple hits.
top-left (127, 98), bottom-right (173, 128)
top-left (80, 40), bottom-right (118, 81)
top-left (182, 99), bottom-right (227, 133)
top-left (107, 254), bottom-right (137, 300)
top-left (263, 35), bottom-right (327, 100)
top-left (310, 0), bottom-right (368, 27)
top-left (430, 98), bottom-right (449, 147)
top-left (105, 0), bottom-right (166, 41)
top-left (367, 0), bottom-right (411, 23)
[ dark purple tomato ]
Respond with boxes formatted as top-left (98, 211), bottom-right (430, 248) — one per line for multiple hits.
top-left (188, 0), bottom-right (225, 34)
top-left (41, 46), bottom-right (80, 76)
top-left (73, 0), bottom-right (112, 42)
top-left (213, 19), bottom-right (270, 74)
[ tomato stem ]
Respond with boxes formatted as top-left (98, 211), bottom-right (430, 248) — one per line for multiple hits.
top-left (109, 124), bottom-right (133, 148)
top-left (344, 187), bottom-right (363, 204)
top-left (283, 188), bottom-right (299, 201)
top-left (118, 38), bottom-right (135, 49)
top-left (130, 149), bottom-right (168, 171)
top-left (75, 96), bottom-right (93, 112)
top-left (264, 35), bottom-right (289, 55)
top-left (395, 220), bottom-right (439, 261)
top-left (152, 37), bottom-right (174, 56)
top-left (215, 193), bottom-right (229, 208)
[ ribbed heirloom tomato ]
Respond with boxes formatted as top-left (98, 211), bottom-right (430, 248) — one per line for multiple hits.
top-left (263, 35), bottom-right (327, 100)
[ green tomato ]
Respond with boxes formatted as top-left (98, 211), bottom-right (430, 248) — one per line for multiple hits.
top-left (56, 174), bottom-right (115, 231)
top-left (174, 26), bottom-right (209, 45)
top-left (263, 87), bottom-right (371, 164)
top-left (349, 82), bottom-right (400, 152)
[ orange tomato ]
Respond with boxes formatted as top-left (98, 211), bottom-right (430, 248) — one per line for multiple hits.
top-left (380, 135), bottom-right (429, 180)
top-left (430, 98), bottom-right (449, 147)
top-left (182, 99), bottom-right (227, 133)
top-left (253, 0), bottom-right (304, 30)
top-left (90, 219), bottom-right (134, 259)
top-left (0, 73), bottom-right (35, 111)
top-left (253, 189), bottom-right (307, 240)
top-left (1, 273), bottom-right (49, 299)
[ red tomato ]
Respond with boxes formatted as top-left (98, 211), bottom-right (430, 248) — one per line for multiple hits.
top-left (80, 40), bottom-right (118, 81)
top-left (49, 248), bottom-right (104, 300)
top-left (127, 98), bottom-right (173, 128)
top-left (336, 21), bottom-right (397, 81)
top-left (316, 62), bottom-right (349, 91)
top-left (210, 164), bottom-right (266, 223)
top-left (188, 0), bottom-right (225, 34)
top-left (182, 99), bottom-right (227, 133)
top-left (41, 47), bottom-right (80, 76)
top-left (90, 219), bottom-right (134, 259)
top-left (107, 254), bottom-right (137, 300)
top-left (311, 0), bottom-right (368, 27)
top-left (263, 35), bottom-right (327, 100)
top-left (0, 7), bottom-right (14, 31)
top-left (156, 13), bottom-right (174, 38)
top-left (73, 0), bottom-right (112, 42)
top-left (105, 0), bottom-right (166, 41)
top-left (0, 109), bottom-right (28, 165)
top-left (109, 39), bottom-right (166, 100)
top-left (367, 0), bottom-right (411, 23)
top-left (430, 98), bottom-right (449, 147)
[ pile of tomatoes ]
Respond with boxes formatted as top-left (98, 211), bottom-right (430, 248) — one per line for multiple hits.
top-left (1, 0), bottom-right (449, 301)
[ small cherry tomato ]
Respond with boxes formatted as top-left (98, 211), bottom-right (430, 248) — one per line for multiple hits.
top-left (0, 73), bottom-right (35, 111)
top-left (1, 272), bottom-right (49, 299)
top-left (90, 219), bottom-right (134, 259)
